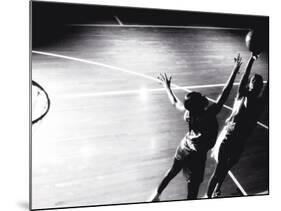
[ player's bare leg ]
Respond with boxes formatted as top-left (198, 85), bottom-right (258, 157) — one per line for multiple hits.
top-left (149, 158), bottom-right (182, 202)
top-left (207, 159), bottom-right (228, 198)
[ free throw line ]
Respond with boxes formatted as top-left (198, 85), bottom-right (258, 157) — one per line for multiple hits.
top-left (56, 82), bottom-right (266, 98)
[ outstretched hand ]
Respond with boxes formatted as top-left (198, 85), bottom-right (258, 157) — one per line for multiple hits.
top-left (157, 73), bottom-right (172, 89)
top-left (234, 53), bottom-right (243, 67)
top-left (234, 53), bottom-right (242, 73)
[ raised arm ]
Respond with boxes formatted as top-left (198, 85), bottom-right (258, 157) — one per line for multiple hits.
top-left (215, 54), bottom-right (242, 113)
top-left (157, 73), bottom-right (185, 112)
top-left (259, 81), bottom-right (269, 108)
top-left (238, 54), bottom-right (257, 97)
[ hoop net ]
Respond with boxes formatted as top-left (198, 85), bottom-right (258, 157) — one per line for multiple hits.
top-left (32, 80), bottom-right (51, 125)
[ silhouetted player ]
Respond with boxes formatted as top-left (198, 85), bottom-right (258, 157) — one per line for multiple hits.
top-left (150, 55), bottom-right (242, 201)
top-left (207, 53), bottom-right (268, 198)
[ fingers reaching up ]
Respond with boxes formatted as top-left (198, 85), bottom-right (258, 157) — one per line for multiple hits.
top-left (234, 53), bottom-right (243, 68)
top-left (157, 73), bottom-right (172, 88)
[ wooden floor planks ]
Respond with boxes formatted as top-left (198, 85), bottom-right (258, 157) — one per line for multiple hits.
top-left (31, 26), bottom-right (269, 209)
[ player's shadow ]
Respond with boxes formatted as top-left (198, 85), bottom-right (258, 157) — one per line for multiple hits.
top-left (17, 201), bottom-right (29, 210)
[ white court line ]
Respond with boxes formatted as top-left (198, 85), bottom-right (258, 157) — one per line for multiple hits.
top-left (256, 190), bottom-right (269, 195)
top-left (68, 23), bottom-right (250, 31)
top-left (114, 16), bottom-right (123, 26)
top-left (228, 171), bottom-right (247, 196)
top-left (32, 50), bottom-right (268, 196)
top-left (58, 82), bottom-right (267, 98)
top-left (32, 50), bottom-right (160, 82)
top-left (57, 85), bottom-right (226, 99)
top-left (57, 84), bottom-right (228, 99)
top-left (32, 50), bottom-right (268, 131)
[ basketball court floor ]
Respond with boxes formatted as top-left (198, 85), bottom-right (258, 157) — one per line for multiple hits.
top-left (31, 13), bottom-right (269, 210)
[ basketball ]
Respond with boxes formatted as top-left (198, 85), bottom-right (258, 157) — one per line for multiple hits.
top-left (245, 30), bottom-right (266, 55)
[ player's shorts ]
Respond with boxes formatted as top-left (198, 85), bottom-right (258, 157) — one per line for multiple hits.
top-left (175, 138), bottom-right (207, 183)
